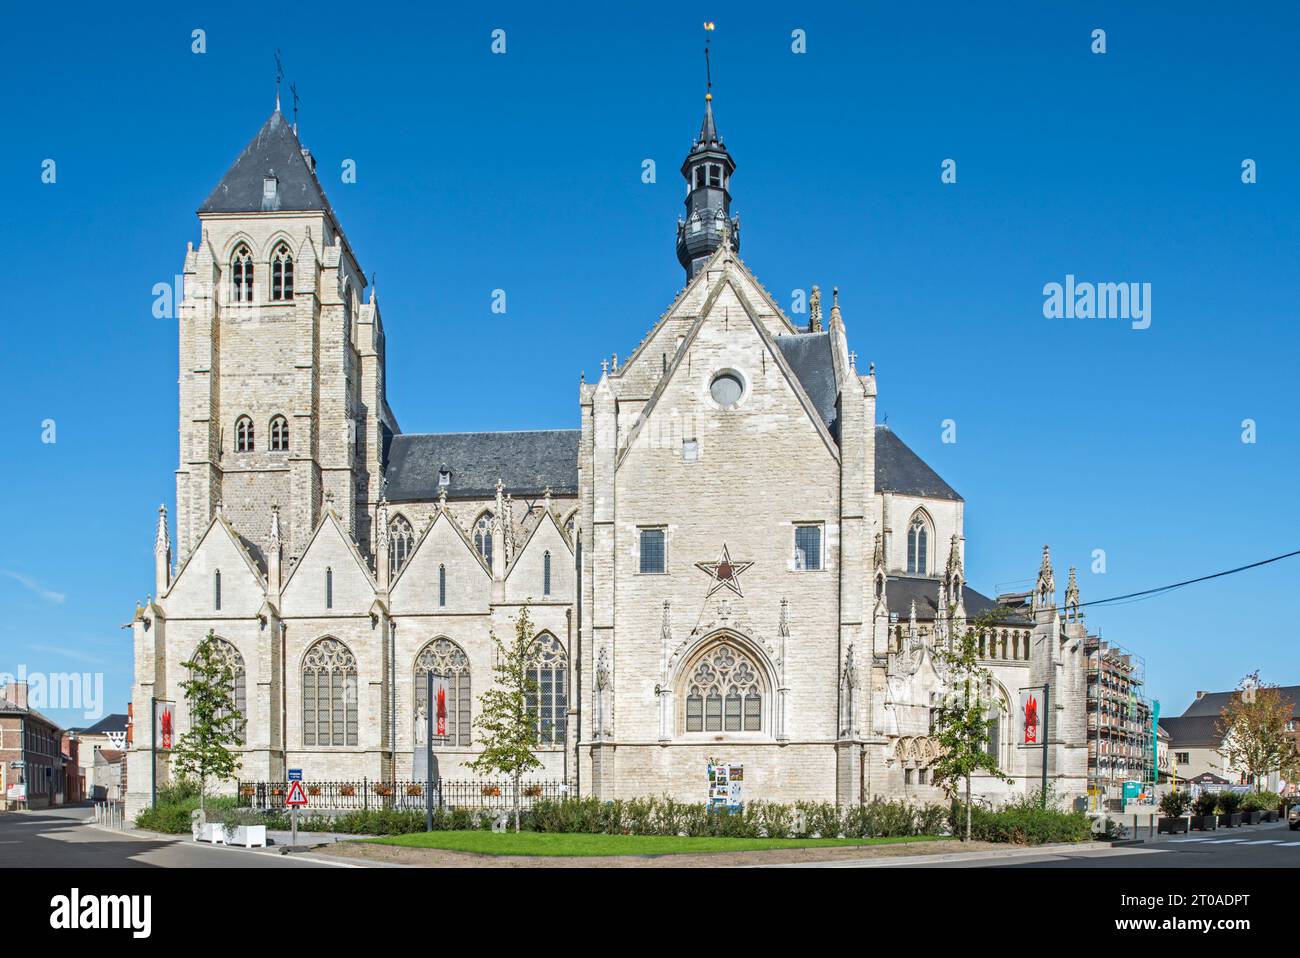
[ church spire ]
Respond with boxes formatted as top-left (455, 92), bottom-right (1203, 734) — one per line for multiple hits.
top-left (676, 22), bottom-right (740, 279)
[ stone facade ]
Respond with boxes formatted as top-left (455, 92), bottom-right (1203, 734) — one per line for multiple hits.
top-left (126, 102), bottom-right (1099, 817)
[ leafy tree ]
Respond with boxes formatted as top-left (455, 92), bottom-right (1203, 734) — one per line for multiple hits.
top-left (468, 604), bottom-right (543, 832)
top-left (930, 610), bottom-right (1012, 841)
top-left (172, 631), bottom-right (244, 816)
top-left (1217, 672), bottom-right (1299, 790)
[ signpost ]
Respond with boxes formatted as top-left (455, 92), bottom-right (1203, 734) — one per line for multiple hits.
top-left (285, 777), bottom-right (308, 846)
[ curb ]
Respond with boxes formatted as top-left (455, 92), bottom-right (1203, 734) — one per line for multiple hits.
top-left (761, 840), bottom-right (1120, 868)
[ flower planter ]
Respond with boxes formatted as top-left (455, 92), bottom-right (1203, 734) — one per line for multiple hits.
top-left (1157, 816), bottom-right (1189, 835)
top-left (1242, 810), bottom-right (1262, 825)
top-left (1262, 810), bottom-right (1278, 823)
top-left (194, 822), bottom-right (224, 843)
top-left (1217, 812), bottom-right (1242, 828)
top-left (1192, 815), bottom-right (1218, 831)
top-left (223, 824), bottom-right (267, 848)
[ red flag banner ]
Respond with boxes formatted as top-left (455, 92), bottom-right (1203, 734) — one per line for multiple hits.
top-left (436, 682), bottom-right (447, 738)
top-left (1019, 689), bottom-right (1040, 745)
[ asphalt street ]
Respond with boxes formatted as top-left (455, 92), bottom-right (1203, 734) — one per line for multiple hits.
top-left (0, 805), bottom-right (351, 868)
top-left (978, 819), bottom-right (1300, 868)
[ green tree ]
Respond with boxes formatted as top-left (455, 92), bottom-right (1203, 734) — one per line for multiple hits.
top-left (468, 604), bottom-right (543, 832)
top-left (930, 610), bottom-right (1012, 841)
top-left (1217, 672), bottom-right (1299, 791)
top-left (172, 631), bottom-right (244, 816)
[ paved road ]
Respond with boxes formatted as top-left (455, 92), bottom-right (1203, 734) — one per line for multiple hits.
top-left (0, 805), bottom-right (353, 868)
top-left (974, 819), bottom-right (1300, 868)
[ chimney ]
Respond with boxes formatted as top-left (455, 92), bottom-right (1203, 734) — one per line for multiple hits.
top-left (8, 681), bottom-right (29, 709)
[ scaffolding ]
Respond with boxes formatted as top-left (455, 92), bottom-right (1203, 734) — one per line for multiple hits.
top-left (1085, 636), bottom-right (1153, 810)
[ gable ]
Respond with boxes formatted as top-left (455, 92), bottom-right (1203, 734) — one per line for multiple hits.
top-left (389, 512), bottom-right (491, 614)
top-left (619, 275), bottom-right (840, 473)
top-left (165, 520), bottom-right (264, 616)
top-left (504, 511), bottom-right (572, 604)
top-left (280, 515), bottom-right (375, 616)
top-left (614, 247), bottom-right (797, 398)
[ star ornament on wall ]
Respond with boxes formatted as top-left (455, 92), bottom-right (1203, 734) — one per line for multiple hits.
top-left (695, 543), bottom-right (754, 598)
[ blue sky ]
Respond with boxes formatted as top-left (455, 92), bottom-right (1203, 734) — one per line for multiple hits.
top-left (1, 1), bottom-right (1296, 728)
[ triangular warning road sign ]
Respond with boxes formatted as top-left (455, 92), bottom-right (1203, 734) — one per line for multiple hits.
top-left (285, 780), bottom-right (308, 806)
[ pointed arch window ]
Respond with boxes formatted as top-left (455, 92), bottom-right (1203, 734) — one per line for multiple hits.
top-left (388, 515), bottom-right (414, 575)
top-left (473, 512), bottom-right (494, 567)
top-left (214, 570), bottom-right (221, 610)
top-left (235, 416), bottom-right (254, 452)
top-left (543, 551), bottom-right (552, 597)
top-left (325, 567), bottom-right (333, 609)
top-left (231, 244), bottom-right (254, 302)
top-left (526, 632), bottom-right (568, 746)
top-left (271, 243), bottom-right (294, 301)
top-left (302, 638), bottom-right (358, 746)
top-left (269, 415), bottom-right (289, 451)
top-left (200, 637), bottom-right (247, 741)
top-left (414, 638), bottom-right (471, 747)
top-left (907, 512), bottom-right (930, 575)
top-left (438, 564), bottom-right (446, 607)
top-left (681, 642), bottom-right (764, 734)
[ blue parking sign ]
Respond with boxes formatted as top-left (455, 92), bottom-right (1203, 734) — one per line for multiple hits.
top-left (288, 769), bottom-right (302, 782)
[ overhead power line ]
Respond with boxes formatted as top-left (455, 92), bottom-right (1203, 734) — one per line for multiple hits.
top-left (1074, 548), bottom-right (1300, 612)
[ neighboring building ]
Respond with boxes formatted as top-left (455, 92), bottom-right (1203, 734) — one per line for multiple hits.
top-left (93, 750), bottom-right (126, 802)
top-left (127, 84), bottom-right (1119, 816)
top-left (1159, 715), bottom-right (1228, 785)
top-left (69, 713), bottom-right (129, 801)
top-left (1085, 638), bottom-right (1154, 806)
top-left (60, 732), bottom-right (82, 804)
top-left (0, 682), bottom-right (71, 810)
top-left (1161, 685), bottom-right (1300, 791)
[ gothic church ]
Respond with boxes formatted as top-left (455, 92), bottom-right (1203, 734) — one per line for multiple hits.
top-left (125, 91), bottom-right (1093, 816)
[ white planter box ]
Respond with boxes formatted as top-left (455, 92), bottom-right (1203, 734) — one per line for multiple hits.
top-left (228, 825), bottom-right (267, 848)
top-left (194, 822), bottom-right (267, 848)
top-left (194, 822), bottom-right (224, 843)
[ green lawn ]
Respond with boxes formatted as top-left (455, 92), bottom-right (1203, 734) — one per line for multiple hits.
top-left (365, 830), bottom-right (945, 857)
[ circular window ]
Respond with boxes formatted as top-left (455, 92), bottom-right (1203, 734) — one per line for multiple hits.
top-left (709, 370), bottom-right (744, 408)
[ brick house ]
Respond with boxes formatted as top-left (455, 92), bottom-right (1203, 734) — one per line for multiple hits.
top-left (1, 682), bottom-right (71, 810)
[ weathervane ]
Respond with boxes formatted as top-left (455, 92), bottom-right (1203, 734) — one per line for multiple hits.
top-left (703, 21), bottom-right (715, 101)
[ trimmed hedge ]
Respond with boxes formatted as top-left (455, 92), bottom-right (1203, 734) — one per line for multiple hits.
top-left (134, 780), bottom-right (239, 834)
top-left (952, 798), bottom-right (1092, 845)
top-left (137, 790), bottom-right (1089, 845)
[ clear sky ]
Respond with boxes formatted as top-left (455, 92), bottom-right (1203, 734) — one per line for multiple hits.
top-left (1, 1), bottom-right (1296, 729)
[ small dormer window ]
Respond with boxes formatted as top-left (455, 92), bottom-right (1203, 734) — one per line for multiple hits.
top-left (263, 175), bottom-right (278, 200)
top-left (438, 469), bottom-right (451, 488)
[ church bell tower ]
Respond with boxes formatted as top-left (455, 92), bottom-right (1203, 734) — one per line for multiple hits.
top-left (675, 28), bottom-right (740, 279)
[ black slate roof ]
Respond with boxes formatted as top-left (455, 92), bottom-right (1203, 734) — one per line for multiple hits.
top-left (199, 110), bottom-right (331, 215)
top-left (80, 713), bottom-right (129, 736)
top-left (1158, 715), bottom-right (1225, 748)
top-left (886, 575), bottom-right (1032, 624)
top-left (875, 427), bottom-right (961, 501)
top-left (1179, 686), bottom-right (1300, 718)
top-left (385, 430), bottom-right (580, 502)
top-left (775, 332), bottom-right (839, 440)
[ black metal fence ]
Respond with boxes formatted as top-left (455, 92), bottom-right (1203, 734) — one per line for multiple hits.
top-left (236, 779), bottom-right (569, 812)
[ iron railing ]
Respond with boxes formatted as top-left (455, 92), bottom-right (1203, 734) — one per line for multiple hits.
top-left (236, 779), bottom-right (569, 812)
